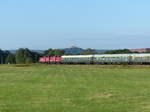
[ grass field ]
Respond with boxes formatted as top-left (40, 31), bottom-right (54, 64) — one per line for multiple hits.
top-left (0, 64), bottom-right (150, 112)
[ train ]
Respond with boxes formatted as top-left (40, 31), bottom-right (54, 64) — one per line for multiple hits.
top-left (39, 53), bottom-right (150, 65)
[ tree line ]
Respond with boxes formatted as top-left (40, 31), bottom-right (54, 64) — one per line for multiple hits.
top-left (0, 48), bottom-right (65, 64)
top-left (0, 48), bottom-right (143, 64)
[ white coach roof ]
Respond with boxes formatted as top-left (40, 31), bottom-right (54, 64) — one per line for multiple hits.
top-left (62, 53), bottom-right (150, 58)
top-left (62, 55), bottom-right (93, 58)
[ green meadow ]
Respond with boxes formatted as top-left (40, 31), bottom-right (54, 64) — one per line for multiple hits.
top-left (0, 64), bottom-right (150, 112)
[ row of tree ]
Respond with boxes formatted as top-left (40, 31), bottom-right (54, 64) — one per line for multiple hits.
top-left (0, 50), bottom-right (10, 64)
top-left (65, 48), bottom-right (136, 55)
top-left (0, 48), bottom-right (97, 64)
top-left (0, 48), bottom-right (67, 64)
top-left (0, 48), bottom-right (41, 64)
top-left (104, 49), bottom-right (133, 54)
top-left (46, 48), bottom-right (150, 55)
top-left (43, 48), bottom-right (97, 55)
top-left (0, 48), bottom-right (144, 64)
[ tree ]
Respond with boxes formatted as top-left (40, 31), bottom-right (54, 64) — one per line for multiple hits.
top-left (44, 49), bottom-right (54, 56)
top-left (0, 49), bottom-right (5, 64)
top-left (25, 57), bottom-right (33, 64)
top-left (81, 48), bottom-right (97, 55)
top-left (104, 49), bottom-right (132, 54)
top-left (6, 53), bottom-right (16, 64)
top-left (24, 48), bottom-right (34, 63)
top-left (16, 48), bottom-right (26, 64)
top-left (0, 50), bottom-right (11, 64)
top-left (31, 52), bottom-right (41, 63)
top-left (53, 49), bottom-right (65, 56)
top-left (44, 49), bottom-right (65, 56)
top-left (16, 48), bottom-right (34, 64)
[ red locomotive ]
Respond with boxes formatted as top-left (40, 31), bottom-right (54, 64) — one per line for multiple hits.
top-left (39, 57), bottom-right (62, 63)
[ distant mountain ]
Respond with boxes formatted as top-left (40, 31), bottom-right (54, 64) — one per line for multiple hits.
top-left (9, 50), bottom-right (17, 54)
top-left (32, 50), bottom-right (44, 53)
top-left (63, 46), bottom-right (108, 55)
top-left (8, 47), bottom-right (109, 55)
top-left (63, 46), bottom-right (84, 55)
top-left (95, 49), bottom-right (108, 53)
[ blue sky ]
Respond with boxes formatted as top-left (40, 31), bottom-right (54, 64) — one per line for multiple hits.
top-left (0, 0), bottom-right (150, 50)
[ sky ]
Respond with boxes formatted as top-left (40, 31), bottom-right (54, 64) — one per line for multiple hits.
top-left (0, 0), bottom-right (150, 50)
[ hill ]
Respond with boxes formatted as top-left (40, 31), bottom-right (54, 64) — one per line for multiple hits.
top-left (64, 46), bottom-right (108, 54)
top-left (63, 46), bottom-right (84, 55)
top-left (8, 47), bottom-right (108, 55)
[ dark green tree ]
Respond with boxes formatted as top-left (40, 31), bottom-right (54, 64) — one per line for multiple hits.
top-left (25, 57), bottom-right (33, 64)
top-left (53, 49), bottom-right (65, 56)
top-left (104, 49), bottom-right (132, 54)
top-left (0, 49), bottom-right (5, 64)
top-left (31, 52), bottom-right (41, 63)
top-left (24, 48), bottom-right (34, 63)
top-left (6, 53), bottom-right (16, 64)
top-left (81, 48), bottom-right (97, 55)
top-left (0, 50), bottom-right (13, 64)
top-left (16, 48), bottom-right (34, 64)
top-left (16, 48), bottom-right (26, 64)
top-left (44, 49), bottom-right (54, 56)
top-left (44, 49), bottom-right (65, 56)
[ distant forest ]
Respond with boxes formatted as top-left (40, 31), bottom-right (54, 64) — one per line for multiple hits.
top-left (0, 47), bottom-right (146, 64)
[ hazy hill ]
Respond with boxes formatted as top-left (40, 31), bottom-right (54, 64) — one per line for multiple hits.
top-left (63, 46), bottom-right (108, 55)
top-left (95, 49), bottom-right (108, 53)
top-left (8, 47), bottom-right (108, 55)
top-left (63, 46), bottom-right (84, 55)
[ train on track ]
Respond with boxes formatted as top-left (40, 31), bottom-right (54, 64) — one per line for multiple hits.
top-left (39, 53), bottom-right (150, 65)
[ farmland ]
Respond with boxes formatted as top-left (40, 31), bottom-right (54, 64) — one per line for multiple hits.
top-left (0, 65), bottom-right (150, 112)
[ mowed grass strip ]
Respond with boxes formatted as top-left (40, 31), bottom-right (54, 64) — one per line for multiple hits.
top-left (0, 65), bottom-right (150, 112)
